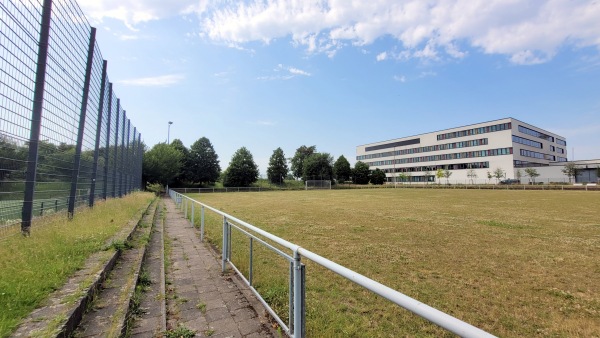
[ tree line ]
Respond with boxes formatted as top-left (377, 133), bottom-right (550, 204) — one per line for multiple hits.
top-left (142, 139), bottom-right (388, 188)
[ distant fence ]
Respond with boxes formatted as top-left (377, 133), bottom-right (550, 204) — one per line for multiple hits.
top-left (0, 0), bottom-right (143, 236)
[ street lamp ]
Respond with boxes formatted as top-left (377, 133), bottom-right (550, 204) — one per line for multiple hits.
top-left (167, 121), bottom-right (173, 144)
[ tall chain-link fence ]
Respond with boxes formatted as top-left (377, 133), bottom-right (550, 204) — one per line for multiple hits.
top-left (0, 0), bottom-right (143, 236)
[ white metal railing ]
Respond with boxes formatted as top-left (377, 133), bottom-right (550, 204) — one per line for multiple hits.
top-left (169, 190), bottom-right (496, 338)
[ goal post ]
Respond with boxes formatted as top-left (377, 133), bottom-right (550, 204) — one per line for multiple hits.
top-left (305, 180), bottom-right (332, 190)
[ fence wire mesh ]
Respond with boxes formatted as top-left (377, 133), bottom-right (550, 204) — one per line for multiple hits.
top-left (0, 0), bottom-right (143, 236)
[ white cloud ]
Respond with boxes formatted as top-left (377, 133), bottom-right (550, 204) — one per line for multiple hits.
top-left (78, 0), bottom-right (208, 28)
top-left (117, 74), bottom-right (184, 87)
top-left (289, 67), bottom-right (311, 76)
top-left (194, 0), bottom-right (600, 64)
top-left (393, 75), bottom-right (406, 82)
top-left (259, 64), bottom-right (311, 80)
top-left (376, 52), bottom-right (387, 61)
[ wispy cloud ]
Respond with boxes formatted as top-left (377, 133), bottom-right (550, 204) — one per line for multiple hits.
top-left (393, 75), bottom-right (406, 82)
top-left (252, 120), bottom-right (277, 126)
top-left (118, 74), bottom-right (184, 87)
top-left (258, 64), bottom-right (311, 81)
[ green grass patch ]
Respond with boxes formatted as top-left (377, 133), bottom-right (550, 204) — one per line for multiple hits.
top-left (0, 192), bottom-right (154, 337)
top-left (187, 189), bottom-right (600, 337)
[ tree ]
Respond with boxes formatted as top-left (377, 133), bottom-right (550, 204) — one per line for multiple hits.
top-left (302, 153), bottom-right (333, 182)
top-left (443, 169), bottom-right (453, 184)
top-left (267, 147), bottom-right (288, 184)
top-left (187, 137), bottom-right (221, 185)
top-left (423, 169), bottom-right (432, 184)
top-left (333, 155), bottom-right (352, 182)
top-left (467, 169), bottom-right (478, 184)
top-left (406, 172), bottom-right (412, 184)
top-left (370, 168), bottom-right (386, 185)
top-left (515, 169), bottom-right (523, 183)
top-left (170, 138), bottom-right (190, 185)
top-left (222, 147), bottom-right (259, 187)
top-left (561, 162), bottom-right (579, 184)
top-left (436, 168), bottom-right (444, 184)
top-left (352, 161), bottom-right (370, 184)
top-left (486, 171), bottom-right (493, 184)
top-left (290, 145), bottom-right (316, 179)
top-left (143, 143), bottom-right (183, 186)
top-left (493, 167), bottom-right (505, 184)
top-left (397, 172), bottom-right (408, 183)
top-left (524, 168), bottom-right (540, 184)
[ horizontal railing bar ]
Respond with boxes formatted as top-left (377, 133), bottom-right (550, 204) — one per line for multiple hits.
top-left (297, 248), bottom-right (495, 338)
top-left (228, 221), bottom-right (294, 262)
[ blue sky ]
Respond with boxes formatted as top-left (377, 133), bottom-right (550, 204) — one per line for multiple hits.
top-left (79, 1), bottom-right (600, 175)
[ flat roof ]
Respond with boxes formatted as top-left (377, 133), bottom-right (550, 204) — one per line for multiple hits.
top-left (356, 117), bottom-right (565, 148)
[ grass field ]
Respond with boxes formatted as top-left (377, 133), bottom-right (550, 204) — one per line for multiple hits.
top-left (0, 192), bottom-right (154, 337)
top-left (185, 189), bottom-right (600, 337)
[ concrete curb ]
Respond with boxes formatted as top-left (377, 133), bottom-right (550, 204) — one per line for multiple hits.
top-left (11, 198), bottom-right (156, 338)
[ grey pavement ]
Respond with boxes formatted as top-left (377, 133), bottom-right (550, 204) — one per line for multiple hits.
top-left (162, 197), bottom-right (274, 337)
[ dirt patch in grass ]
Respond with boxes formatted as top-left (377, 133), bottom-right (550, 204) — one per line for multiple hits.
top-left (188, 189), bottom-right (600, 337)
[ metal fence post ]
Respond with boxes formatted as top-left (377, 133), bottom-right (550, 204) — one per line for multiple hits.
top-left (102, 83), bottom-right (113, 200)
top-left (112, 100), bottom-right (120, 198)
top-left (200, 206), bottom-right (205, 241)
top-left (68, 27), bottom-right (96, 218)
top-left (136, 133), bottom-right (142, 190)
top-left (222, 216), bottom-right (228, 272)
top-left (89, 59), bottom-right (107, 207)
top-left (21, 0), bottom-right (53, 235)
top-left (118, 113), bottom-right (126, 197)
top-left (123, 118), bottom-right (130, 195)
top-left (184, 198), bottom-right (188, 220)
top-left (293, 251), bottom-right (305, 338)
top-left (130, 126), bottom-right (136, 193)
top-left (191, 202), bottom-right (195, 227)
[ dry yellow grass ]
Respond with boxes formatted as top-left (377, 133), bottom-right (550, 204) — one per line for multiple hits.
top-left (186, 189), bottom-right (600, 337)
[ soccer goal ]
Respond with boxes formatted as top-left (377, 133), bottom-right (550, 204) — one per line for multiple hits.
top-left (305, 180), bottom-right (332, 190)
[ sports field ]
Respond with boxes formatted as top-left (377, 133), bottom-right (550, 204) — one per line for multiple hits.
top-left (188, 189), bottom-right (600, 337)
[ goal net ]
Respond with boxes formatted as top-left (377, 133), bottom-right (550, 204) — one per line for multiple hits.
top-left (305, 180), bottom-right (332, 190)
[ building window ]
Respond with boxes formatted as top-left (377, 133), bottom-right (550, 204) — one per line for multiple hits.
top-left (556, 139), bottom-right (567, 146)
top-left (512, 135), bottom-right (543, 149)
top-left (518, 125), bottom-right (554, 142)
top-left (520, 149), bottom-right (555, 161)
top-left (436, 122), bottom-right (511, 141)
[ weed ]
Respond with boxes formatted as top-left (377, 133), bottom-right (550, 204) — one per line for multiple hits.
top-left (204, 328), bottom-right (215, 336)
top-left (164, 324), bottom-right (196, 338)
top-left (196, 302), bottom-right (206, 313)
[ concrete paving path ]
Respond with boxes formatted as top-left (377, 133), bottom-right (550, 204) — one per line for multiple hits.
top-left (162, 197), bottom-right (274, 337)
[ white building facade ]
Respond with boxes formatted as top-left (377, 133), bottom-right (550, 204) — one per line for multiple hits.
top-left (356, 118), bottom-right (568, 184)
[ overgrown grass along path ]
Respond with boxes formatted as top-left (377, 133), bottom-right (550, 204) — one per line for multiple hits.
top-left (0, 192), bottom-right (154, 337)
top-left (187, 189), bottom-right (600, 337)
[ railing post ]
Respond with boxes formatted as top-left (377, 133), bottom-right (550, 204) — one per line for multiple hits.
top-left (184, 198), bottom-right (188, 220)
top-left (200, 206), bottom-right (205, 241)
top-left (293, 251), bottom-right (306, 338)
top-left (21, 0), bottom-right (53, 236)
top-left (222, 216), bottom-right (228, 272)
top-left (191, 202), bottom-right (194, 227)
top-left (249, 238), bottom-right (253, 286)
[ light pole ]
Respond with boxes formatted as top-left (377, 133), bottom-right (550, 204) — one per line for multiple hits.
top-left (167, 121), bottom-right (173, 144)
